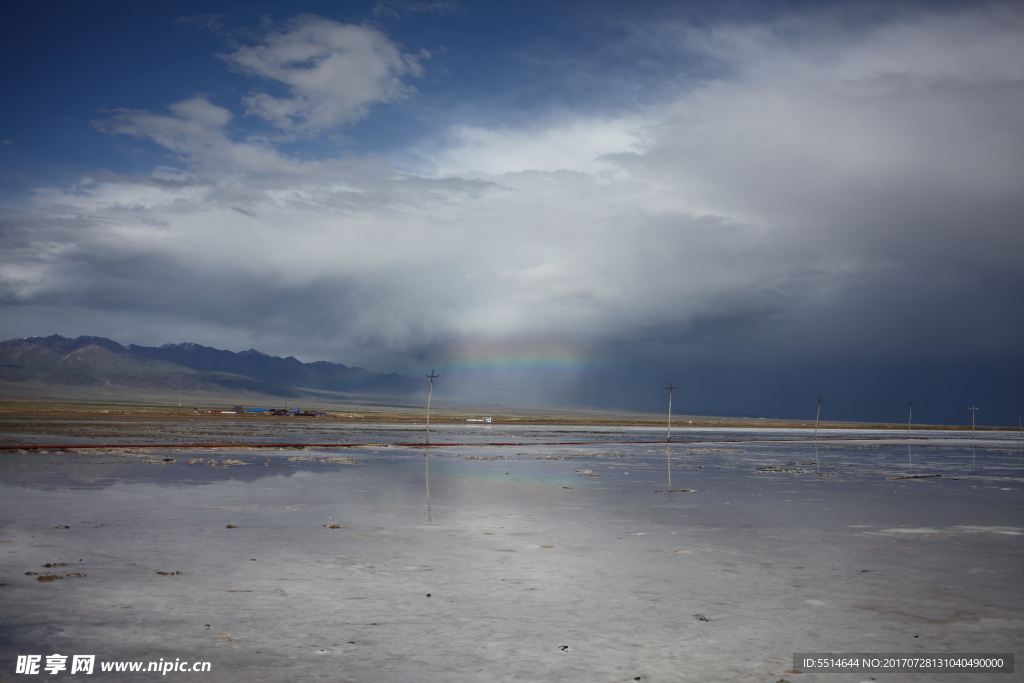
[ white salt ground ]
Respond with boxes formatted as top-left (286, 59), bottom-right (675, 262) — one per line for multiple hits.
top-left (1, 426), bottom-right (1021, 682)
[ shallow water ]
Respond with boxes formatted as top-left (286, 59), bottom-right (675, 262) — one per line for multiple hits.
top-left (2, 425), bottom-right (1022, 681)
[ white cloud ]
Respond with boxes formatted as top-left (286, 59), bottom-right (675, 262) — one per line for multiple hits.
top-left (427, 117), bottom-right (647, 176)
top-left (95, 97), bottom-right (300, 180)
top-left (704, 3), bottom-right (1024, 85)
top-left (220, 15), bottom-right (423, 132)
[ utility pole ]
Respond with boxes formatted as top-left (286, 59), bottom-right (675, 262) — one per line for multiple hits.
top-left (666, 383), bottom-right (675, 442)
top-left (425, 370), bottom-right (439, 446)
top-left (1017, 409), bottom-right (1022, 440)
top-left (969, 406), bottom-right (978, 439)
top-left (814, 396), bottom-right (825, 441)
top-left (906, 400), bottom-right (915, 440)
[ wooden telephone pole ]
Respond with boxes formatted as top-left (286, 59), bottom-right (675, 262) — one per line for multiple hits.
top-left (906, 400), bottom-right (915, 440)
top-left (425, 370), bottom-right (439, 446)
top-left (814, 396), bottom-right (825, 441)
top-left (666, 383), bottom-right (675, 442)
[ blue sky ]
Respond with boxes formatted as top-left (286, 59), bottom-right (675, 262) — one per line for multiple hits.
top-left (1, 0), bottom-right (1022, 424)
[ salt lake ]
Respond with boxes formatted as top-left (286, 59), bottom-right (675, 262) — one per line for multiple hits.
top-left (2, 424), bottom-right (1021, 681)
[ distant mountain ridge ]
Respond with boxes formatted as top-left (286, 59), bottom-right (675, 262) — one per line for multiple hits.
top-left (0, 335), bottom-right (414, 397)
top-left (127, 341), bottom-right (411, 392)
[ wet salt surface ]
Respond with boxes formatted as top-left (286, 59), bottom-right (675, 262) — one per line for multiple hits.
top-left (4, 418), bottom-right (1013, 446)
top-left (1, 425), bottom-right (1022, 682)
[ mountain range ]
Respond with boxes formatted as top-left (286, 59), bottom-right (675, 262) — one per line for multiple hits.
top-left (0, 335), bottom-right (415, 399)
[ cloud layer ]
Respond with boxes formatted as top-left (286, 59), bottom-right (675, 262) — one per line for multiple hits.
top-left (2, 5), bottom-right (1021, 420)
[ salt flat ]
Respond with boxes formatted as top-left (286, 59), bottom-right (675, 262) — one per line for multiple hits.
top-left (1, 425), bottom-right (1021, 682)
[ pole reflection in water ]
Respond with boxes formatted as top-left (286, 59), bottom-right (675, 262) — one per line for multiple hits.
top-left (908, 442), bottom-right (913, 475)
top-left (666, 442), bottom-right (672, 501)
top-left (424, 450), bottom-right (432, 523)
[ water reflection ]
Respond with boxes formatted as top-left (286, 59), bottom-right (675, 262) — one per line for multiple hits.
top-left (424, 449), bottom-right (433, 523)
top-left (666, 441), bottom-right (671, 494)
top-left (3, 428), bottom-right (1024, 496)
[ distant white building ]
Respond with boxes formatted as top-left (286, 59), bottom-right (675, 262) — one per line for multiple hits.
top-left (466, 417), bottom-right (493, 423)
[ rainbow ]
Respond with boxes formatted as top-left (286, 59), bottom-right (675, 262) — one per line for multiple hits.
top-left (442, 342), bottom-right (591, 376)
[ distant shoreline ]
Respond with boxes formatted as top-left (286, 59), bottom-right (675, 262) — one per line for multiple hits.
top-left (0, 399), bottom-right (1016, 432)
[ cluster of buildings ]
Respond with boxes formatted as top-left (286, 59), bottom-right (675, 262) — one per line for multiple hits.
top-left (192, 406), bottom-right (328, 417)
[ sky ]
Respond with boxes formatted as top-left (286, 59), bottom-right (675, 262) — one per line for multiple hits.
top-left (1, 0), bottom-right (1022, 424)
